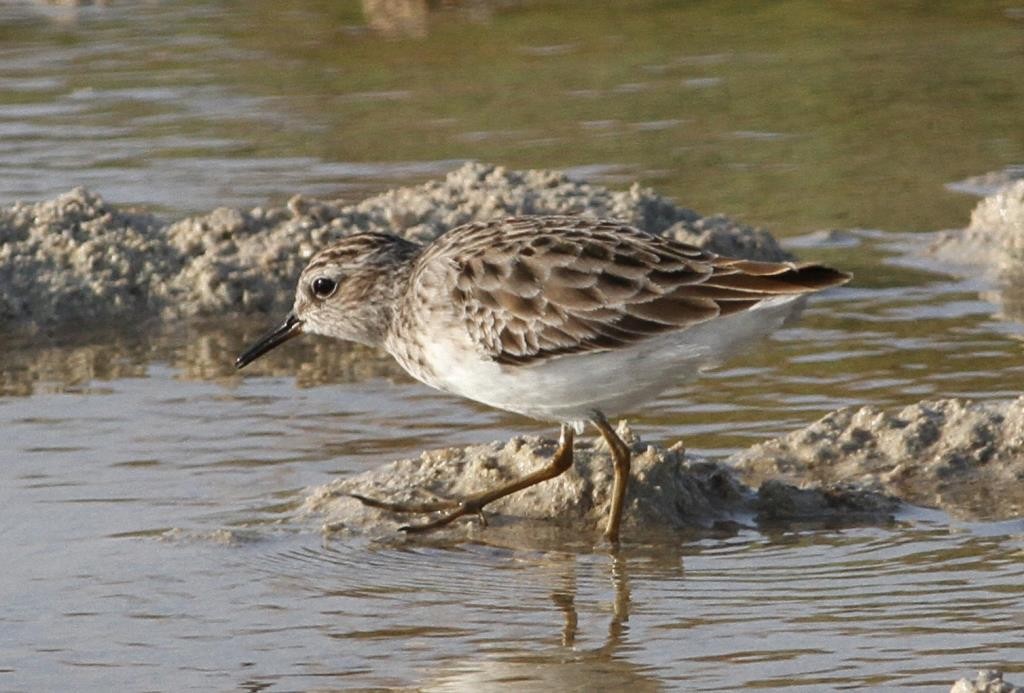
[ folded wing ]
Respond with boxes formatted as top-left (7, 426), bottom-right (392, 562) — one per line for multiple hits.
top-left (414, 217), bottom-right (850, 366)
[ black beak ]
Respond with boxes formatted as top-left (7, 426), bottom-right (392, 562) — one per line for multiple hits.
top-left (235, 314), bottom-right (304, 369)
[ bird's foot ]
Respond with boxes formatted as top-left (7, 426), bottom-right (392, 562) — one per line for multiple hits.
top-left (398, 499), bottom-right (489, 533)
top-left (348, 493), bottom-right (487, 533)
top-left (348, 492), bottom-right (459, 513)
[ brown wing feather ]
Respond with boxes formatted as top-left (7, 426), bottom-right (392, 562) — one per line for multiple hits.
top-left (412, 216), bottom-right (850, 366)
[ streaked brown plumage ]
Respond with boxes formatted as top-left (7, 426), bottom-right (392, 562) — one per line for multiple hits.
top-left (407, 217), bottom-right (845, 367)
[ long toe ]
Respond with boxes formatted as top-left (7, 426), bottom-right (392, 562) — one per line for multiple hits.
top-left (348, 492), bottom-right (459, 514)
top-left (396, 497), bottom-right (494, 533)
top-left (398, 508), bottom-right (473, 533)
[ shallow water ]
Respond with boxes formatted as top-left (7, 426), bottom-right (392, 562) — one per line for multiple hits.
top-left (2, 1), bottom-right (1024, 690)
top-left (3, 230), bottom-right (1024, 689)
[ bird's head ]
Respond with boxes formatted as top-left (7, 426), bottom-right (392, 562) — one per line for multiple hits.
top-left (235, 232), bottom-right (420, 369)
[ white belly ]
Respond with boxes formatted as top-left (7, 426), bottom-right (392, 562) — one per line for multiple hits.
top-left (397, 295), bottom-right (806, 426)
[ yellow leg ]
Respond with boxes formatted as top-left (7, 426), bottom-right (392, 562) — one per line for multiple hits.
top-left (591, 413), bottom-right (631, 543)
top-left (352, 424), bottom-right (575, 533)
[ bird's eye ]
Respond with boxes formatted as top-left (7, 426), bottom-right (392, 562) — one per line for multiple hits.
top-left (311, 276), bottom-right (337, 298)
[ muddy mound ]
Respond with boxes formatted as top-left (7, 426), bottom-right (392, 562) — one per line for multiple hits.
top-left (929, 179), bottom-right (1024, 271)
top-left (732, 397), bottom-right (1024, 521)
top-left (951, 670), bottom-right (1022, 693)
top-left (0, 163), bottom-right (789, 329)
top-left (297, 395), bottom-right (1024, 538)
top-left (299, 422), bottom-right (899, 539)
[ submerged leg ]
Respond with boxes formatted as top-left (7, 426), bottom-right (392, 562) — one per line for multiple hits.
top-left (591, 412), bottom-right (632, 543)
top-left (352, 424), bottom-right (575, 533)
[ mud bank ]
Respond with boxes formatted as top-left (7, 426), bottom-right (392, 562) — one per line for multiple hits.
top-left (952, 670), bottom-right (1023, 693)
top-left (929, 179), bottom-right (1024, 272)
top-left (300, 421), bottom-right (899, 538)
top-left (300, 396), bottom-right (1024, 536)
top-left (733, 397), bottom-right (1024, 522)
top-left (0, 163), bottom-right (788, 330)
top-left (927, 175), bottom-right (1024, 324)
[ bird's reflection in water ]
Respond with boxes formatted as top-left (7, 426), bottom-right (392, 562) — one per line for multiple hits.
top-left (551, 551), bottom-right (631, 652)
top-left (425, 546), bottom-right (673, 692)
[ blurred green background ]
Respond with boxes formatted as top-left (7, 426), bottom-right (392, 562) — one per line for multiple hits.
top-left (1, 0), bottom-right (1021, 233)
